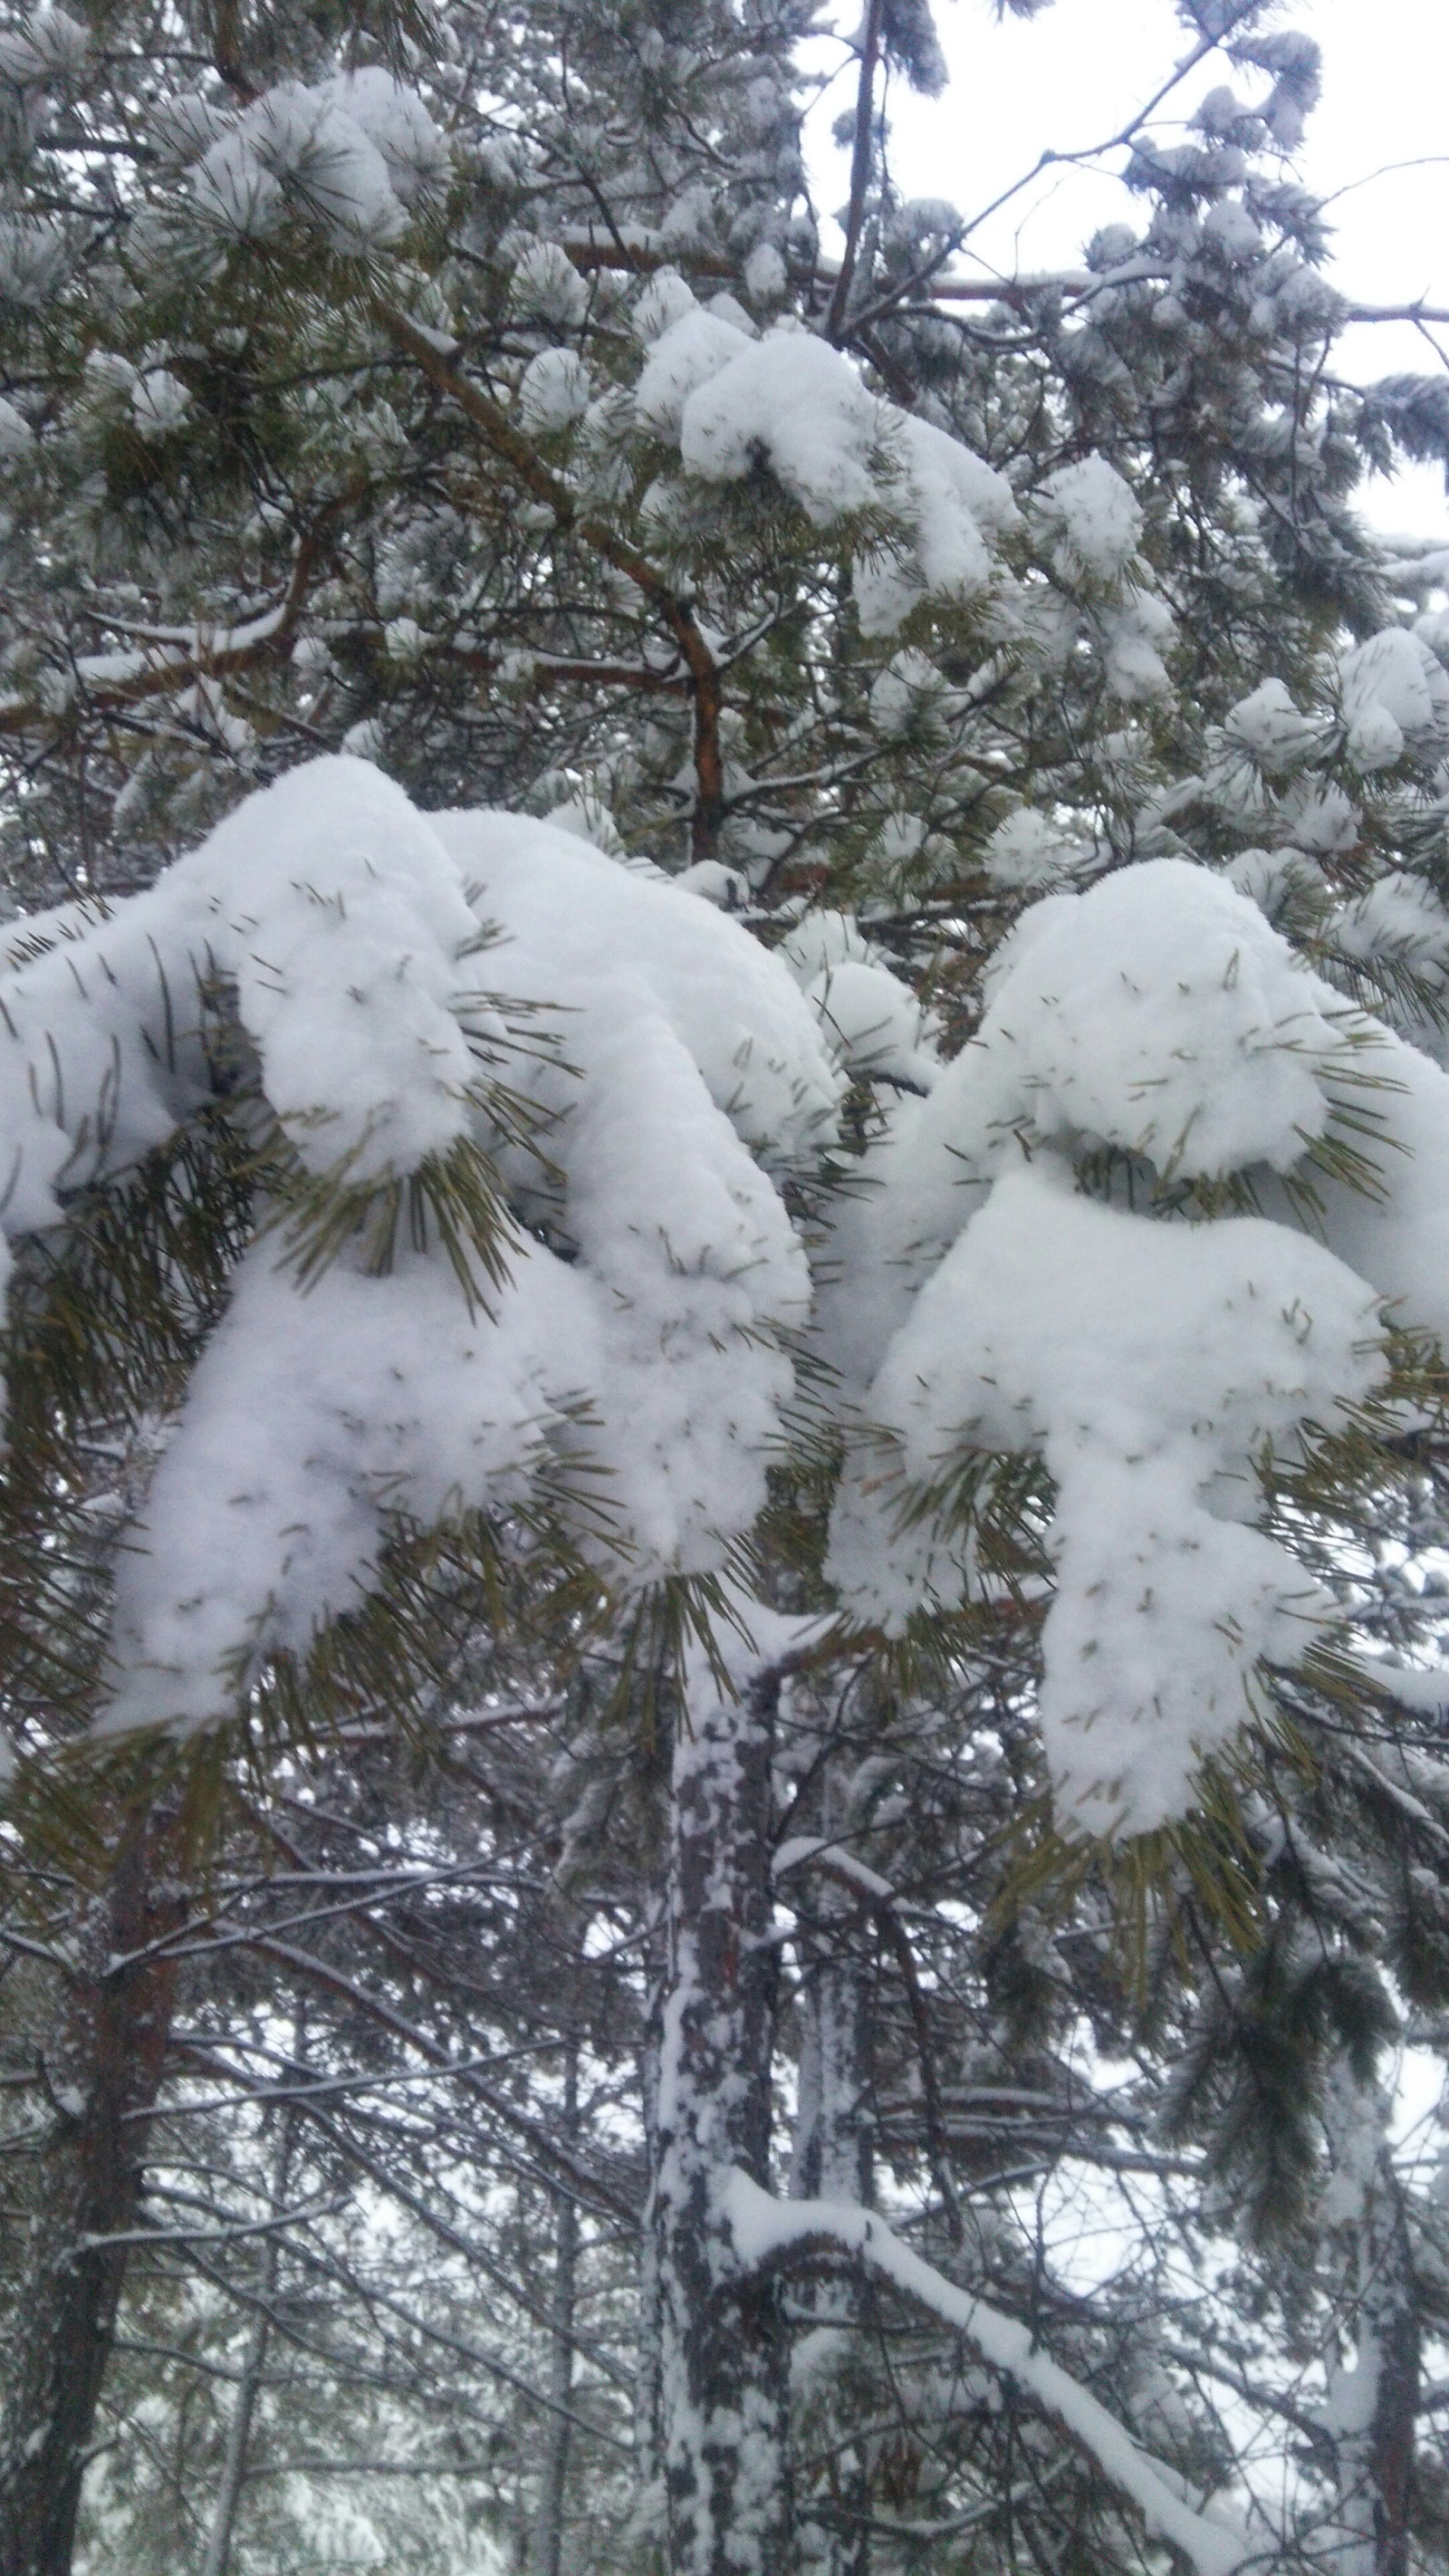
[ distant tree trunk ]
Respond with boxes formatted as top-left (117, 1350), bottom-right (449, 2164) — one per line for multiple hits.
top-left (1364, 2152), bottom-right (1419, 2576)
top-left (199, 2093), bottom-right (298, 2576)
top-left (533, 2037), bottom-right (579, 2576)
top-left (0, 1802), bottom-right (180, 2576)
top-left (636, 1941), bottom-right (666, 2540)
top-left (788, 1764), bottom-right (874, 2576)
top-left (1325, 2083), bottom-right (1422, 2576)
top-left (649, 1663), bottom-right (790, 2576)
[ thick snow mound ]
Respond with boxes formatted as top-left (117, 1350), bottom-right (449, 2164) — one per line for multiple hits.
top-left (106, 1240), bottom-right (598, 1734)
top-left (813, 856), bottom-right (1360, 1392)
top-left (970, 858), bottom-right (1346, 1178)
top-left (814, 853), bottom-right (1449, 1829)
top-left (829, 1159), bottom-right (1386, 1832)
top-left (0, 756), bottom-right (483, 1233)
top-left (433, 807), bottom-right (840, 1166)
top-left (818, 855), bottom-right (1449, 1397)
top-left (776, 907), bottom-right (939, 1087)
top-left (0, 758), bottom-right (840, 1734)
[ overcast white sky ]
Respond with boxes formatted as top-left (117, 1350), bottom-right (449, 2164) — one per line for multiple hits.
top-left (803, 0), bottom-right (1449, 533)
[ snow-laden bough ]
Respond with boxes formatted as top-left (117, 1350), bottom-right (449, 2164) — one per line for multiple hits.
top-left (4, 767), bottom-right (1446, 1838)
top-left (0, 755), bottom-right (840, 1738)
top-left (820, 858), bottom-right (1449, 1834)
top-left (722, 2170), bottom-right (1251, 2576)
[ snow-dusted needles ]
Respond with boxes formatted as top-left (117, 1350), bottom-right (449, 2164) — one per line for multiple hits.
top-left (1, 755), bottom-right (1446, 1843)
top-left (0, 756), bottom-right (838, 1748)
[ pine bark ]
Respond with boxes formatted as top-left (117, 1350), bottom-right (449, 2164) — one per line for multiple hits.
top-left (533, 2040), bottom-right (580, 2576)
top-left (1324, 2100), bottom-right (1422, 2576)
top-left (788, 1803), bottom-right (874, 2576)
top-left (1365, 2153), bottom-right (1420, 2576)
top-left (649, 1664), bottom-right (789, 2576)
top-left (0, 1808), bottom-right (180, 2576)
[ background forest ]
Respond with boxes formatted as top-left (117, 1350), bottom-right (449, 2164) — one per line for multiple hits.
top-left (0, 3), bottom-right (1448, 2572)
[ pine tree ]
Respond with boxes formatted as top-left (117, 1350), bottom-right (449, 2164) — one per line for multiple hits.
top-left (3, 3), bottom-right (1449, 2571)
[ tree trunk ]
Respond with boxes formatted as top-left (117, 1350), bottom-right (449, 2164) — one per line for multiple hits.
top-left (1364, 2151), bottom-right (1419, 2576)
top-left (1324, 2081), bottom-right (1421, 2576)
top-left (650, 1662), bottom-right (789, 2576)
top-left (199, 2096), bottom-right (298, 2576)
top-left (636, 1931), bottom-right (666, 2550)
top-left (0, 1805), bottom-right (181, 2576)
top-left (788, 1773), bottom-right (874, 2576)
top-left (533, 2038), bottom-right (580, 2576)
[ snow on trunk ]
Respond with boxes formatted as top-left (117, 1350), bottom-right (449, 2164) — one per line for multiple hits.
top-left (1319, 2072), bottom-right (1422, 2576)
top-left (649, 1653), bottom-right (791, 2576)
top-left (782, 1762), bottom-right (876, 2576)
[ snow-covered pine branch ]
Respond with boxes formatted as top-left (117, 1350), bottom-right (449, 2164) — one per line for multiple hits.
top-left (6, 727), bottom-right (1449, 1847)
top-left (722, 2170), bottom-right (1251, 2576)
top-left (821, 854), bottom-right (1449, 1832)
top-left (0, 753), bottom-right (839, 1746)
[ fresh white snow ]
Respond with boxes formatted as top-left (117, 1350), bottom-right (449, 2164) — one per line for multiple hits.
top-left (4, 749), bottom-right (1448, 1830)
top-left (0, 758), bottom-right (839, 1733)
top-left (636, 282), bottom-right (1019, 634)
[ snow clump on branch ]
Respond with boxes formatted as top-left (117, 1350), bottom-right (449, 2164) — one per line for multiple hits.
top-left (0, 757), bottom-right (840, 1736)
top-left (189, 68), bottom-right (448, 253)
top-left (829, 1159), bottom-right (1383, 1834)
top-left (821, 858), bottom-right (1449, 1834)
top-left (634, 278), bottom-right (1020, 635)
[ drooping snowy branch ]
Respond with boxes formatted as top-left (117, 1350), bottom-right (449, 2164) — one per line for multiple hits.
top-left (721, 2171), bottom-right (1251, 2576)
top-left (633, 279), bottom-right (1020, 637)
top-left (10, 748), bottom-right (1449, 1832)
top-left (0, 755), bottom-right (841, 1736)
top-left (820, 857), bottom-right (1449, 1831)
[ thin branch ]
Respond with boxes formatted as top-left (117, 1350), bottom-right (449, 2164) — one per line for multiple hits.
top-left (0, 485), bottom-right (360, 742)
top-left (379, 303), bottom-right (725, 858)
